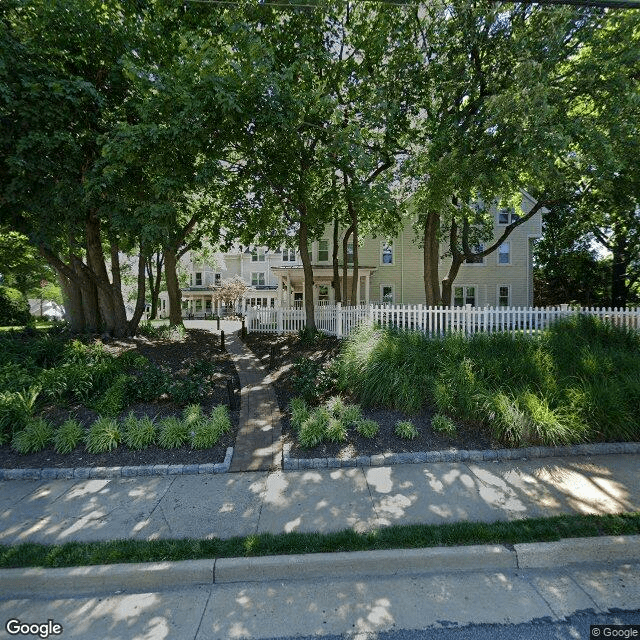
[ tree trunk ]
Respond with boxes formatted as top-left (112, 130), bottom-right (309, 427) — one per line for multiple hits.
top-left (57, 268), bottom-right (85, 333)
top-left (109, 239), bottom-right (129, 337)
top-left (332, 217), bottom-right (341, 303)
top-left (441, 256), bottom-right (464, 307)
top-left (128, 243), bottom-right (147, 334)
top-left (298, 214), bottom-right (316, 332)
top-left (164, 247), bottom-right (183, 326)
top-left (423, 211), bottom-right (441, 306)
top-left (342, 224), bottom-right (354, 304)
top-left (611, 229), bottom-right (628, 309)
top-left (146, 251), bottom-right (163, 320)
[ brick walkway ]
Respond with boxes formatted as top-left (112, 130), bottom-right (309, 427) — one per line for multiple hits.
top-left (224, 330), bottom-right (283, 472)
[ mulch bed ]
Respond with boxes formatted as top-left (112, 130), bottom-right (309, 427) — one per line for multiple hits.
top-left (243, 331), bottom-right (495, 460)
top-left (0, 329), bottom-right (240, 470)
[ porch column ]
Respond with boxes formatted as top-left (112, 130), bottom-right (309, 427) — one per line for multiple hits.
top-left (356, 274), bottom-right (361, 306)
top-left (277, 273), bottom-right (283, 307)
top-left (286, 274), bottom-right (291, 307)
top-left (365, 273), bottom-right (370, 305)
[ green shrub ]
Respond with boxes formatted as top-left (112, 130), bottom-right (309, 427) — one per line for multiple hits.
top-left (0, 286), bottom-right (31, 326)
top-left (170, 378), bottom-right (202, 406)
top-left (342, 404), bottom-right (362, 428)
top-left (326, 417), bottom-right (347, 443)
top-left (85, 417), bottom-right (121, 454)
top-left (182, 404), bottom-right (204, 428)
top-left (0, 387), bottom-right (39, 443)
top-left (125, 361), bottom-right (170, 402)
top-left (11, 418), bottom-right (53, 454)
top-left (289, 398), bottom-right (309, 431)
top-left (356, 418), bottom-right (379, 438)
top-left (189, 406), bottom-right (231, 450)
top-left (298, 407), bottom-right (330, 448)
top-left (0, 363), bottom-right (36, 393)
top-left (53, 419), bottom-right (84, 454)
top-left (116, 350), bottom-right (148, 371)
top-left (395, 420), bottom-right (418, 440)
top-left (157, 416), bottom-right (189, 449)
top-left (92, 374), bottom-right (131, 417)
top-left (292, 358), bottom-right (324, 403)
top-left (432, 414), bottom-right (457, 436)
top-left (122, 413), bottom-right (156, 450)
top-left (325, 395), bottom-right (346, 418)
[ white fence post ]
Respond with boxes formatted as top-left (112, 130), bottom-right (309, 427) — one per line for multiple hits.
top-left (336, 302), bottom-right (343, 338)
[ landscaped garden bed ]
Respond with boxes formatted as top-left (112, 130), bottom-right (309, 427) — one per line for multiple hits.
top-left (244, 315), bottom-right (640, 461)
top-left (0, 327), bottom-right (240, 470)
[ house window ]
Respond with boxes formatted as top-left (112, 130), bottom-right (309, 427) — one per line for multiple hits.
top-left (318, 285), bottom-right (329, 301)
top-left (251, 272), bottom-right (265, 286)
top-left (215, 273), bottom-right (221, 284)
top-left (282, 247), bottom-right (296, 261)
top-left (318, 239), bottom-right (329, 262)
top-left (194, 272), bottom-right (202, 286)
top-left (205, 299), bottom-right (212, 312)
top-left (498, 285), bottom-right (510, 307)
top-left (347, 242), bottom-right (354, 265)
top-left (454, 286), bottom-right (476, 307)
top-left (465, 243), bottom-right (484, 264)
top-left (381, 241), bottom-right (394, 265)
top-left (498, 208), bottom-right (521, 225)
top-left (195, 299), bottom-right (202, 312)
top-left (251, 247), bottom-right (265, 262)
top-left (498, 242), bottom-right (510, 264)
top-left (381, 285), bottom-right (394, 304)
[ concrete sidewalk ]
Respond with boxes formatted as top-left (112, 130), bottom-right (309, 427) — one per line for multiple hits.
top-left (1, 453), bottom-right (638, 546)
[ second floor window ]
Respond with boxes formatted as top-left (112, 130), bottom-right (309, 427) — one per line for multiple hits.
top-left (381, 241), bottom-right (394, 265)
top-left (347, 242), bottom-right (354, 265)
top-left (465, 243), bottom-right (484, 264)
top-left (194, 272), bottom-right (202, 286)
top-left (251, 272), bottom-right (265, 286)
top-left (498, 242), bottom-right (510, 264)
top-left (282, 247), bottom-right (296, 261)
top-left (498, 207), bottom-right (521, 225)
top-left (251, 247), bottom-right (266, 262)
top-left (318, 239), bottom-right (329, 262)
top-left (215, 273), bottom-right (221, 284)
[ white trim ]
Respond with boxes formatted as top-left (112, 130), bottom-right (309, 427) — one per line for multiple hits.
top-left (453, 284), bottom-right (477, 307)
top-left (380, 240), bottom-right (395, 266)
top-left (380, 284), bottom-right (394, 304)
top-left (251, 271), bottom-right (266, 286)
top-left (497, 241), bottom-right (511, 266)
top-left (317, 239), bottom-right (329, 263)
top-left (497, 284), bottom-right (511, 307)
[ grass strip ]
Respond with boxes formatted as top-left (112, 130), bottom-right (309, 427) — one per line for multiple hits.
top-left (1, 512), bottom-right (639, 569)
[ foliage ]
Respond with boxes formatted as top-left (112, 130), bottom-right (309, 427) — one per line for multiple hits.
top-left (11, 418), bottom-right (53, 454)
top-left (122, 413), bottom-right (156, 451)
top-left (395, 420), bottom-right (419, 440)
top-left (0, 363), bottom-right (36, 394)
top-left (355, 418), bottom-right (379, 439)
top-left (170, 378), bottom-right (203, 406)
top-left (288, 398), bottom-right (309, 432)
top-left (157, 416), bottom-right (189, 449)
top-left (337, 317), bottom-right (640, 446)
top-left (291, 358), bottom-right (325, 404)
top-left (341, 404), bottom-right (362, 428)
top-left (125, 361), bottom-right (170, 403)
top-left (53, 419), bottom-right (84, 454)
top-left (325, 417), bottom-right (347, 443)
top-left (431, 414), bottom-right (457, 437)
top-left (0, 388), bottom-right (40, 443)
top-left (91, 374), bottom-right (131, 418)
top-left (190, 405), bottom-right (231, 450)
top-left (0, 286), bottom-right (31, 327)
top-left (85, 417), bottom-right (121, 454)
top-left (298, 408), bottom-right (331, 449)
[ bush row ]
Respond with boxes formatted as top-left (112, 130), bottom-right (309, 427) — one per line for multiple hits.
top-left (11, 404), bottom-right (232, 455)
top-left (336, 315), bottom-right (640, 447)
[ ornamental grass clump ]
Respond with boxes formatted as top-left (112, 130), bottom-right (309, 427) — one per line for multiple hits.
top-left (341, 404), bottom-right (362, 428)
top-left (395, 419), bottom-right (419, 440)
top-left (85, 417), bottom-right (121, 454)
top-left (157, 416), bottom-right (189, 449)
top-left (326, 416), bottom-right (347, 443)
top-left (12, 418), bottom-right (53, 454)
top-left (431, 414), bottom-right (457, 437)
top-left (190, 406), bottom-right (231, 449)
top-left (289, 398), bottom-right (309, 431)
top-left (53, 418), bottom-right (84, 454)
top-left (356, 418), bottom-right (379, 439)
top-left (122, 413), bottom-right (156, 450)
top-left (298, 407), bottom-right (331, 448)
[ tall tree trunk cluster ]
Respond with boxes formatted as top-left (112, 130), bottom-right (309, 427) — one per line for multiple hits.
top-left (41, 215), bottom-right (145, 337)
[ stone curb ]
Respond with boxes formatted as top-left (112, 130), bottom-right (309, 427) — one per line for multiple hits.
top-left (2, 536), bottom-right (638, 596)
top-left (0, 447), bottom-right (234, 482)
top-left (281, 441), bottom-right (640, 470)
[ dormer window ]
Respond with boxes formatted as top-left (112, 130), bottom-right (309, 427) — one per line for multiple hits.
top-left (251, 247), bottom-right (266, 262)
top-left (498, 208), bottom-right (520, 225)
top-left (282, 248), bottom-right (296, 261)
top-left (195, 272), bottom-right (202, 286)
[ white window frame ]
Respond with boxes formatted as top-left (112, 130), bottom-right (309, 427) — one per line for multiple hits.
top-left (194, 272), bottom-right (202, 286)
top-left (318, 239), bottom-right (329, 262)
top-left (380, 284), bottom-right (394, 305)
top-left (498, 242), bottom-right (511, 265)
top-left (497, 208), bottom-right (521, 225)
top-left (251, 247), bottom-right (266, 262)
top-left (453, 285), bottom-right (476, 307)
top-left (282, 247), bottom-right (296, 262)
top-left (318, 284), bottom-right (329, 301)
top-left (497, 285), bottom-right (511, 307)
top-left (347, 242), bottom-right (354, 265)
top-left (215, 273), bottom-right (221, 284)
top-left (251, 272), bottom-right (265, 287)
top-left (380, 240), bottom-right (394, 266)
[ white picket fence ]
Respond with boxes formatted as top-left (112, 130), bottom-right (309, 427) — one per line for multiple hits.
top-left (245, 303), bottom-right (640, 338)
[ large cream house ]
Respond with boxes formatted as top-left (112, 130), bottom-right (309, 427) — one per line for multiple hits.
top-left (159, 191), bottom-right (543, 317)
